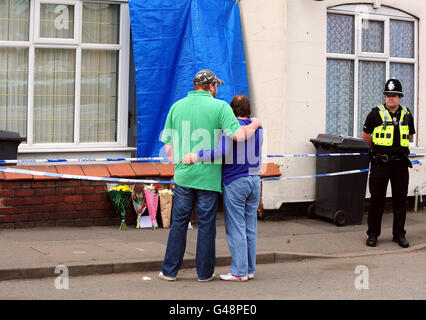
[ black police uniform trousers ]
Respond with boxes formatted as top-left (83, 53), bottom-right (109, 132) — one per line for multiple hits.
top-left (367, 160), bottom-right (409, 239)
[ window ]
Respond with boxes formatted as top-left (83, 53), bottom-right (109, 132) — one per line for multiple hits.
top-left (0, 0), bottom-right (129, 151)
top-left (326, 4), bottom-right (417, 138)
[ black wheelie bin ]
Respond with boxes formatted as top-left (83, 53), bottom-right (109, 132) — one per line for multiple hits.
top-left (308, 134), bottom-right (370, 226)
top-left (0, 130), bottom-right (26, 164)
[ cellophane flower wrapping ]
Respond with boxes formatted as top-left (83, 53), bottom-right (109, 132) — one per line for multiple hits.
top-left (132, 186), bottom-right (147, 229)
top-left (107, 183), bottom-right (134, 230)
top-left (159, 188), bottom-right (174, 228)
top-left (144, 184), bottom-right (159, 229)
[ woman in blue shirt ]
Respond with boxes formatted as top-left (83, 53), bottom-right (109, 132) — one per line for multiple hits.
top-left (182, 94), bottom-right (263, 281)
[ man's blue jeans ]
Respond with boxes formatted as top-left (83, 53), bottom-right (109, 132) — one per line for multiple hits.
top-left (161, 184), bottom-right (219, 280)
top-left (223, 175), bottom-right (261, 276)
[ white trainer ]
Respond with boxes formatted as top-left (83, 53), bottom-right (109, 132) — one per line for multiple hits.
top-left (198, 273), bottom-right (216, 282)
top-left (248, 273), bottom-right (255, 280)
top-left (219, 273), bottom-right (248, 282)
top-left (159, 272), bottom-right (177, 281)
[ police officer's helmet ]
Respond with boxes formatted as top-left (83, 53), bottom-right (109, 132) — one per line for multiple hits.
top-left (383, 79), bottom-right (404, 97)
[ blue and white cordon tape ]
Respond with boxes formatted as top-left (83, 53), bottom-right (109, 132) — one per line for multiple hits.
top-left (414, 180), bottom-right (426, 205)
top-left (261, 168), bottom-right (371, 181)
top-left (0, 152), bottom-right (426, 164)
top-left (0, 157), bottom-right (167, 164)
top-left (0, 158), bottom-right (423, 184)
top-left (0, 152), bottom-right (424, 165)
top-left (0, 166), bottom-right (174, 185)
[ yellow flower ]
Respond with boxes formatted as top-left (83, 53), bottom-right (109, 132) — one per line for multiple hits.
top-left (109, 185), bottom-right (132, 192)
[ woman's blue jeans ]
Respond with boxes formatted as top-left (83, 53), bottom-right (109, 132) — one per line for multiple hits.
top-left (161, 184), bottom-right (219, 280)
top-left (223, 175), bottom-right (261, 276)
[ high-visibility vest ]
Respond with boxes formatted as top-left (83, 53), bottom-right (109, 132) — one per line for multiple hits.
top-left (372, 105), bottom-right (410, 147)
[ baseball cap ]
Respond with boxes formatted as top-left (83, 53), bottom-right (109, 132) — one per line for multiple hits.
top-left (193, 69), bottom-right (224, 85)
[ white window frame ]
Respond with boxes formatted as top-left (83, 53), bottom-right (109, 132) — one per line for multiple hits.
top-left (0, 0), bottom-right (130, 153)
top-left (358, 15), bottom-right (388, 59)
top-left (34, 0), bottom-right (81, 44)
top-left (327, 5), bottom-right (418, 141)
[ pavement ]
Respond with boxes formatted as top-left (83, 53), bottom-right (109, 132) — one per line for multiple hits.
top-left (0, 210), bottom-right (425, 281)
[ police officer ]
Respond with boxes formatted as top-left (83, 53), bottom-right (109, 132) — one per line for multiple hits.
top-left (361, 79), bottom-right (415, 248)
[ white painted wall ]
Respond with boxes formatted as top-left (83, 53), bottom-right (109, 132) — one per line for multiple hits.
top-left (239, 0), bottom-right (426, 209)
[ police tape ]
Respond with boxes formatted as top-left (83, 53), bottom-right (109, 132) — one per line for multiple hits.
top-left (265, 158), bottom-right (425, 181)
top-left (411, 159), bottom-right (425, 166)
top-left (1, 152), bottom-right (425, 165)
top-left (0, 158), bottom-right (423, 184)
top-left (261, 168), bottom-right (370, 181)
top-left (0, 157), bottom-right (166, 164)
top-left (417, 182), bottom-right (426, 190)
top-left (0, 166), bottom-right (174, 185)
top-left (267, 152), bottom-right (426, 158)
top-left (0, 166), bottom-right (368, 184)
top-left (414, 182), bottom-right (426, 206)
top-left (414, 180), bottom-right (426, 191)
top-left (267, 153), bottom-right (367, 158)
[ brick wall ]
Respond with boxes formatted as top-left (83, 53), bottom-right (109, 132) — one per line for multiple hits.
top-left (0, 162), bottom-right (281, 229)
top-left (0, 180), bottom-right (120, 228)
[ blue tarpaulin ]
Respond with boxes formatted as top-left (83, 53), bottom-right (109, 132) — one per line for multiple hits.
top-left (129, 0), bottom-right (249, 158)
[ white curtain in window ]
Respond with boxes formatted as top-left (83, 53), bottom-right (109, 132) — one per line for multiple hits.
top-left (390, 20), bottom-right (414, 58)
top-left (40, 4), bottom-right (74, 39)
top-left (0, 47), bottom-right (28, 136)
top-left (80, 50), bottom-right (118, 142)
top-left (358, 61), bottom-right (386, 136)
top-left (327, 13), bottom-right (354, 54)
top-left (361, 20), bottom-right (384, 53)
top-left (79, 2), bottom-right (120, 143)
top-left (34, 48), bottom-right (75, 143)
top-left (0, 0), bottom-right (30, 41)
top-left (82, 3), bottom-right (119, 44)
top-left (326, 59), bottom-right (354, 136)
top-left (390, 63), bottom-right (414, 115)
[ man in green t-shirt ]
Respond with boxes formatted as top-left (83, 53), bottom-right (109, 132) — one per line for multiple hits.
top-left (159, 69), bottom-right (261, 282)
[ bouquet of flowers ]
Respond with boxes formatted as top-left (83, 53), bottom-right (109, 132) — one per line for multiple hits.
top-left (132, 186), bottom-right (147, 229)
top-left (107, 183), bottom-right (134, 230)
top-left (144, 184), bottom-right (160, 229)
top-left (159, 188), bottom-right (174, 229)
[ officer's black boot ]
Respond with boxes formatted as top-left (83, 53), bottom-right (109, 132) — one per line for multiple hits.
top-left (393, 236), bottom-right (409, 248)
top-left (366, 236), bottom-right (377, 247)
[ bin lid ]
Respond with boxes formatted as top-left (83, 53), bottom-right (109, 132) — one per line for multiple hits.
top-left (310, 134), bottom-right (370, 150)
top-left (0, 130), bottom-right (26, 141)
